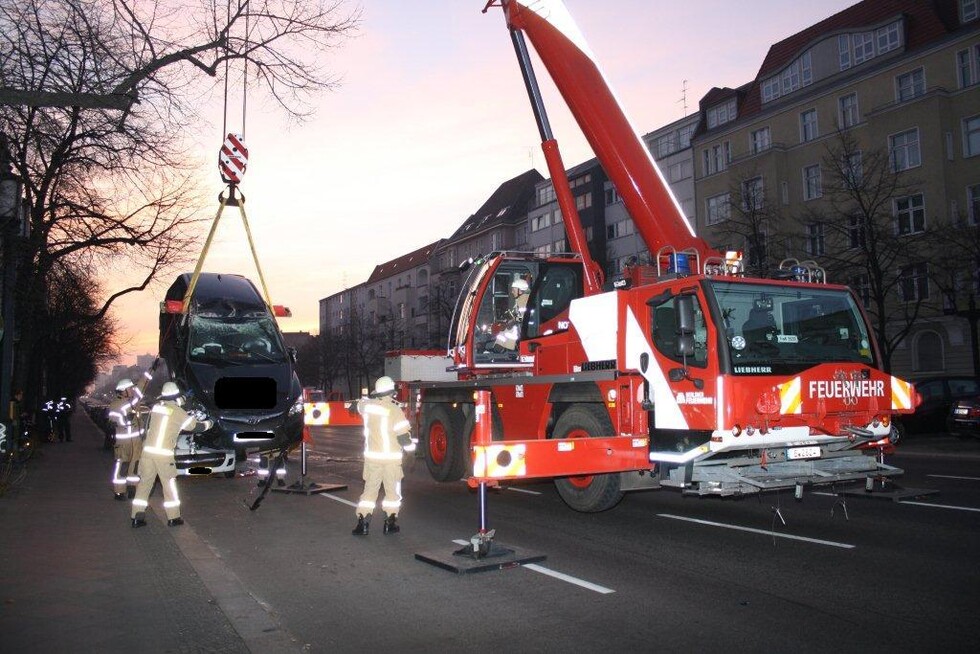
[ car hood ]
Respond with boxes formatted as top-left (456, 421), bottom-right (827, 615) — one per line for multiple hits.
top-left (184, 359), bottom-right (299, 415)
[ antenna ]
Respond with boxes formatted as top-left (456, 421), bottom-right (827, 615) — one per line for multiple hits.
top-left (677, 79), bottom-right (689, 117)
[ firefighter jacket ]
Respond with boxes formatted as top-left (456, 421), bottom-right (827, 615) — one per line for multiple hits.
top-left (142, 400), bottom-right (199, 457)
top-left (107, 395), bottom-right (142, 441)
top-left (356, 396), bottom-right (412, 463)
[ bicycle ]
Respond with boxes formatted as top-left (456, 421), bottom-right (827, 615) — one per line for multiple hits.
top-left (0, 419), bottom-right (36, 495)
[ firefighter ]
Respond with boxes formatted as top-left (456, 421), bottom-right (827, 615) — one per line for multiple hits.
top-left (131, 382), bottom-right (211, 528)
top-left (41, 399), bottom-right (56, 442)
top-left (494, 277), bottom-right (530, 351)
top-left (107, 379), bottom-right (143, 500)
top-left (55, 396), bottom-right (73, 442)
top-left (351, 376), bottom-right (416, 536)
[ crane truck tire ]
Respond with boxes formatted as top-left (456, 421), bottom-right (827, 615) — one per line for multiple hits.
top-left (421, 405), bottom-right (466, 481)
top-left (551, 404), bottom-right (624, 512)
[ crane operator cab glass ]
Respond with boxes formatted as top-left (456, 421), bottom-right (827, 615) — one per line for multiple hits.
top-left (466, 259), bottom-right (584, 366)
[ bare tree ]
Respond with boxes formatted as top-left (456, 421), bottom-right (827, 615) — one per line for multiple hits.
top-left (707, 169), bottom-right (788, 277)
top-left (926, 209), bottom-right (980, 376)
top-left (0, 0), bottom-right (358, 397)
top-left (798, 129), bottom-right (927, 373)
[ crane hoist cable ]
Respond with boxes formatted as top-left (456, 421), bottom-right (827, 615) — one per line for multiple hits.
top-left (181, 3), bottom-right (281, 317)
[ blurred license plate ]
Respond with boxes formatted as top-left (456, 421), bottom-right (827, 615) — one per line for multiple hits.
top-left (787, 446), bottom-right (821, 460)
top-left (954, 407), bottom-right (969, 415)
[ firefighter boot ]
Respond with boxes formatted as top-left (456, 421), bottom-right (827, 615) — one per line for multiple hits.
top-left (383, 514), bottom-right (400, 535)
top-left (167, 517), bottom-right (184, 527)
top-left (352, 514), bottom-right (369, 536)
top-left (114, 493), bottom-right (126, 501)
top-left (131, 513), bottom-right (147, 528)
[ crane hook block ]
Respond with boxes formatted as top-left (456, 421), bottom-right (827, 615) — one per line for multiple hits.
top-left (218, 133), bottom-right (248, 184)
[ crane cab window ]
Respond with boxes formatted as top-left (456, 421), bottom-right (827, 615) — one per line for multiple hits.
top-left (473, 265), bottom-right (534, 364)
top-left (650, 295), bottom-right (708, 367)
top-left (525, 264), bottom-right (582, 338)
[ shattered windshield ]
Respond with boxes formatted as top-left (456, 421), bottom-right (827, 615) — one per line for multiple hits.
top-left (707, 280), bottom-right (876, 374)
top-left (188, 314), bottom-right (286, 364)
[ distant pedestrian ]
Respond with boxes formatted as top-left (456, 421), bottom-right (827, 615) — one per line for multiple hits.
top-left (108, 379), bottom-right (143, 500)
top-left (131, 382), bottom-right (210, 528)
top-left (351, 376), bottom-right (416, 536)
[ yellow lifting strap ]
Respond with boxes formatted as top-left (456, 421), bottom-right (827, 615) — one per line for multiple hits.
top-left (181, 185), bottom-right (275, 314)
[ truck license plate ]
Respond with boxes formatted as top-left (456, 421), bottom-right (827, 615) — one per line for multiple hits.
top-left (954, 407), bottom-right (969, 415)
top-left (787, 446), bottom-right (821, 460)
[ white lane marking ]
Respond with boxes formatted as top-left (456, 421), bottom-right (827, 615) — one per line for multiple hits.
top-left (506, 487), bottom-right (542, 495)
top-left (319, 493), bottom-right (358, 508)
top-left (928, 474), bottom-right (980, 481)
top-left (657, 514), bottom-right (855, 549)
top-left (899, 501), bottom-right (980, 513)
top-left (451, 540), bottom-right (614, 594)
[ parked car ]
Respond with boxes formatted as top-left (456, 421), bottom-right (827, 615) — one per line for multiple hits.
top-left (896, 376), bottom-right (980, 437)
top-left (947, 396), bottom-right (980, 439)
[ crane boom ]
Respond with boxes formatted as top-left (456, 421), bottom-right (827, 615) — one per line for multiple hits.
top-left (501, 0), bottom-right (715, 263)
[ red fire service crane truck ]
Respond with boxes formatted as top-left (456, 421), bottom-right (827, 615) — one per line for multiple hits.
top-left (401, 0), bottom-right (917, 512)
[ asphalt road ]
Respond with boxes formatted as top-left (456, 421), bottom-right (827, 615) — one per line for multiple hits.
top-left (162, 427), bottom-right (980, 653)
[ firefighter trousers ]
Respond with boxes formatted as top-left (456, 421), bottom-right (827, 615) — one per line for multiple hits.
top-left (131, 453), bottom-right (181, 521)
top-left (112, 437), bottom-right (142, 494)
top-left (356, 461), bottom-right (403, 518)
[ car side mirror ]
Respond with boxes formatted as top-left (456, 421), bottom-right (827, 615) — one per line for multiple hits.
top-left (288, 347), bottom-right (297, 364)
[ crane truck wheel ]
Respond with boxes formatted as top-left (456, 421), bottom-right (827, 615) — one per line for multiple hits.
top-left (422, 405), bottom-right (465, 482)
top-left (551, 404), bottom-right (624, 513)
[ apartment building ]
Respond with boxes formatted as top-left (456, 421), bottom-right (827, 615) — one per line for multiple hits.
top-left (693, 0), bottom-right (980, 376)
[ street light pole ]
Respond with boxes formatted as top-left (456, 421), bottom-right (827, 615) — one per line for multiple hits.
top-left (0, 133), bottom-right (24, 430)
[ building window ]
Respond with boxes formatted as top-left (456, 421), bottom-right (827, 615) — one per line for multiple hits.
top-left (803, 165), bottom-right (822, 201)
top-left (965, 115), bottom-right (980, 157)
top-left (761, 77), bottom-right (781, 103)
top-left (890, 128), bottom-right (921, 171)
top-left (914, 331), bottom-right (945, 373)
top-left (899, 263), bottom-right (929, 302)
top-left (702, 141), bottom-right (730, 175)
top-left (800, 109), bottom-right (818, 142)
top-left (741, 177), bottom-right (764, 211)
top-left (575, 193), bottom-right (592, 211)
top-left (876, 23), bottom-right (901, 53)
top-left (668, 160), bottom-right (692, 182)
top-left (536, 184), bottom-right (555, 206)
top-left (607, 220), bottom-right (635, 240)
top-left (850, 274), bottom-right (871, 308)
top-left (805, 222), bottom-right (825, 256)
top-left (843, 152), bottom-right (863, 187)
top-left (853, 32), bottom-right (875, 65)
top-left (706, 98), bottom-right (737, 129)
top-left (705, 193), bottom-right (731, 225)
top-left (657, 134), bottom-right (676, 158)
top-left (962, 0), bottom-right (979, 22)
top-left (839, 93), bottom-right (859, 129)
top-left (678, 123), bottom-right (695, 148)
top-left (849, 215), bottom-right (866, 250)
top-left (895, 194), bottom-right (926, 235)
top-left (968, 184), bottom-right (980, 225)
top-left (896, 68), bottom-right (926, 102)
top-left (750, 126), bottom-right (771, 154)
top-left (956, 46), bottom-right (980, 87)
top-left (838, 35), bottom-right (851, 70)
top-left (605, 187), bottom-right (621, 205)
top-left (531, 212), bottom-right (551, 232)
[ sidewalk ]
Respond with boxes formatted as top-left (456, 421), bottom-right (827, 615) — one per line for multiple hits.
top-left (0, 411), bottom-right (300, 653)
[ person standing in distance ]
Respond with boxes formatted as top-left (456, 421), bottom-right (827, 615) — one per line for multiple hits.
top-left (131, 382), bottom-right (211, 528)
top-left (351, 376), bottom-right (416, 536)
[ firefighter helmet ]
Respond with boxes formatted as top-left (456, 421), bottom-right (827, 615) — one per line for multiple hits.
top-left (116, 378), bottom-right (135, 392)
top-left (160, 381), bottom-right (181, 399)
top-left (374, 376), bottom-right (396, 396)
top-left (511, 278), bottom-right (529, 294)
